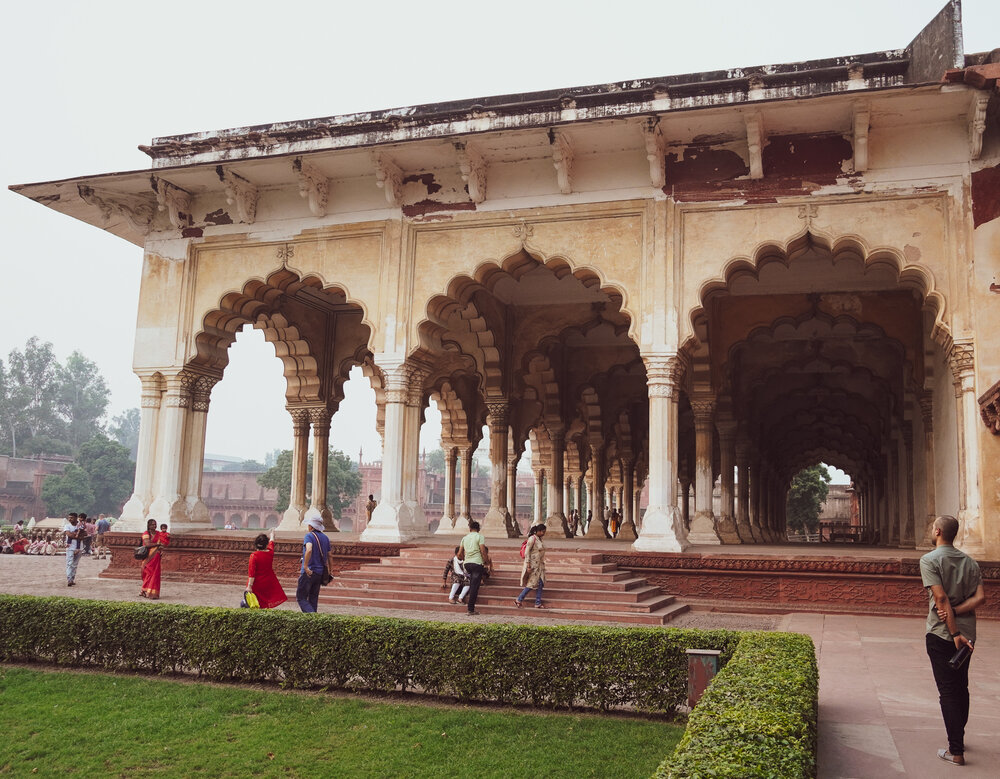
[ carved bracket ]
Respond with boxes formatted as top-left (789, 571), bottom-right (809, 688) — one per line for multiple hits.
top-left (293, 158), bottom-right (329, 217)
top-left (216, 167), bottom-right (258, 223)
top-left (550, 130), bottom-right (574, 194)
top-left (853, 102), bottom-right (871, 173)
top-left (970, 92), bottom-right (990, 160)
top-left (77, 185), bottom-right (155, 235)
top-left (455, 142), bottom-right (487, 203)
top-left (643, 119), bottom-right (666, 188)
top-left (373, 152), bottom-right (403, 206)
top-left (744, 112), bottom-right (764, 180)
top-left (978, 379), bottom-right (1000, 435)
top-left (150, 177), bottom-right (192, 229)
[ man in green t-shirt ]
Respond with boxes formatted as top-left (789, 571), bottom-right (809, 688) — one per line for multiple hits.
top-left (460, 520), bottom-right (491, 615)
top-left (919, 515), bottom-right (986, 767)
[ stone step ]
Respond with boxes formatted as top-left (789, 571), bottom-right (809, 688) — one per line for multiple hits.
top-left (364, 560), bottom-right (634, 580)
top-left (327, 578), bottom-right (666, 604)
top-left (316, 592), bottom-right (689, 625)
top-left (335, 568), bottom-right (648, 591)
top-left (398, 547), bottom-right (607, 565)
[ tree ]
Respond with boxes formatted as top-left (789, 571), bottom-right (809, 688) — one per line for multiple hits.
top-left (41, 463), bottom-right (95, 517)
top-left (3, 337), bottom-right (64, 455)
top-left (258, 449), bottom-right (362, 518)
top-left (77, 434), bottom-right (135, 515)
top-left (426, 447), bottom-right (446, 475)
top-left (58, 351), bottom-right (110, 450)
top-left (39, 434), bottom-right (135, 516)
top-left (785, 464), bottom-right (832, 534)
top-left (109, 407), bottom-right (141, 461)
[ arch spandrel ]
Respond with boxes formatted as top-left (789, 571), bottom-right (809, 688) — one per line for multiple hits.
top-left (678, 196), bottom-right (957, 350)
top-left (407, 205), bottom-right (648, 353)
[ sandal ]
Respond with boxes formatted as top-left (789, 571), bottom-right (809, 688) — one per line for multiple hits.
top-left (534, 603), bottom-right (546, 609)
top-left (514, 600), bottom-right (522, 608)
top-left (448, 598), bottom-right (457, 604)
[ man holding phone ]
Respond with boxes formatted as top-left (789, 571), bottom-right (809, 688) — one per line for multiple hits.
top-left (920, 514), bottom-right (986, 767)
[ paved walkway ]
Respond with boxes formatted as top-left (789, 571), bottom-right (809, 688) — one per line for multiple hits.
top-left (3, 554), bottom-right (998, 777)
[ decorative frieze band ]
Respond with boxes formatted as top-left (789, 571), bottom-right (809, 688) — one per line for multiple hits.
top-left (77, 185), bottom-right (155, 235)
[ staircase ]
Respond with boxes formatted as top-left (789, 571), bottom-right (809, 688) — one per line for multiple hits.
top-left (319, 545), bottom-right (688, 625)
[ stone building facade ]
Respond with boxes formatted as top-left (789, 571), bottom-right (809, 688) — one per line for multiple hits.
top-left (14, 3), bottom-right (1000, 554)
top-left (0, 455), bottom-right (69, 524)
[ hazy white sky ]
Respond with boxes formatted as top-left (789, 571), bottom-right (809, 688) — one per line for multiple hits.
top-left (2, 0), bottom-right (996, 475)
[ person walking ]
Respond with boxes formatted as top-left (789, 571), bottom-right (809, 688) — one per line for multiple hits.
top-left (81, 514), bottom-right (96, 556)
top-left (245, 529), bottom-right (287, 609)
top-left (515, 523), bottom-right (547, 608)
top-left (920, 514), bottom-right (986, 767)
top-left (297, 517), bottom-right (332, 612)
top-left (62, 513), bottom-right (84, 586)
top-left (459, 520), bottom-right (491, 615)
top-left (95, 514), bottom-right (111, 559)
top-left (442, 545), bottom-right (471, 604)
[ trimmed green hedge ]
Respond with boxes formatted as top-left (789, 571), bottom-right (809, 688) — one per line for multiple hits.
top-left (657, 631), bottom-right (818, 779)
top-left (0, 594), bottom-right (739, 713)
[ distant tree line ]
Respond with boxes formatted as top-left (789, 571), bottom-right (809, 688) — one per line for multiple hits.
top-left (0, 337), bottom-right (135, 515)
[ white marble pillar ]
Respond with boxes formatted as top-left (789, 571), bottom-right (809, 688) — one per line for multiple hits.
top-left (949, 342), bottom-right (985, 554)
top-left (716, 418), bottom-right (741, 543)
top-left (532, 468), bottom-right (544, 525)
top-left (688, 396), bottom-right (720, 544)
top-left (735, 439), bottom-right (753, 542)
top-left (617, 458), bottom-right (637, 541)
top-left (507, 448), bottom-right (521, 537)
top-left (546, 431), bottom-right (567, 534)
top-left (303, 407), bottom-right (334, 531)
top-left (900, 422), bottom-right (916, 548)
top-left (887, 437), bottom-right (901, 546)
top-left (277, 408), bottom-right (312, 531)
top-left (176, 374), bottom-right (218, 532)
top-left (458, 445), bottom-right (474, 528)
top-left (402, 372), bottom-right (427, 534)
top-left (632, 470), bottom-right (643, 532)
top-left (435, 445), bottom-right (460, 534)
top-left (633, 355), bottom-right (689, 552)
top-left (363, 365), bottom-right (420, 543)
top-left (482, 400), bottom-right (511, 536)
top-left (918, 392), bottom-right (937, 548)
top-left (147, 371), bottom-right (194, 528)
top-left (118, 375), bottom-right (164, 531)
top-left (584, 443), bottom-right (607, 539)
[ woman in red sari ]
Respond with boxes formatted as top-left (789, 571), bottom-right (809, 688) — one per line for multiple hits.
top-left (246, 529), bottom-right (287, 609)
top-left (139, 519), bottom-right (166, 599)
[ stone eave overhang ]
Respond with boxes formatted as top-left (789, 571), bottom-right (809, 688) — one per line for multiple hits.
top-left (141, 50), bottom-right (913, 168)
top-left (980, 379), bottom-right (1000, 435)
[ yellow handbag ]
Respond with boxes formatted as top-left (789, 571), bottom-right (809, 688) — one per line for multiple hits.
top-left (242, 591), bottom-right (260, 609)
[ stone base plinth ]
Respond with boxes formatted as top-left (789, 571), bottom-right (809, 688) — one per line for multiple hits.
top-left (99, 531), bottom-right (405, 586)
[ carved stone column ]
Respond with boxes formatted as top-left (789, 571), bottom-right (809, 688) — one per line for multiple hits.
top-left (679, 478), bottom-right (691, 529)
top-left (147, 371), bottom-right (195, 528)
top-left (633, 355), bottom-right (689, 552)
top-left (758, 465), bottom-right (771, 542)
top-left (584, 443), bottom-right (607, 539)
top-left (887, 437), bottom-right (901, 547)
top-left (735, 438), bottom-right (753, 542)
top-left (900, 422), bottom-right (916, 548)
top-left (483, 400), bottom-right (512, 536)
top-left (632, 469), bottom-right (643, 532)
top-left (564, 476), bottom-right (572, 521)
top-left (118, 374), bottom-right (164, 531)
top-left (434, 445), bottom-right (460, 535)
top-left (458, 445), bottom-right (475, 529)
top-left (276, 408), bottom-right (312, 531)
top-left (688, 396), bottom-right (720, 544)
top-left (177, 374), bottom-right (219, 532)
top-left (575, 474), bottom-right (585, 533)
top-left (949, 341), bottom-right (985, 554)
top-left (402, 368), bottom-right (428, 534)
top-left (748, 457), bottom-right (760, 539)
top-left (617, 457), bottom-right (637, 541)
top-left (363, 365), bottom-right (420, 543)
top-left (304, 407), bottom-right (335, 531)
top-left (715, 417), bottom-right (741, 543)
top-left (532, 468), bottom-right (545, 525)
top-left (546, 431), bottom-right (568, 534)
top-left (918, 392), bottom-right (937, 548)
top-left (506, 447), bottom-right (522, 537)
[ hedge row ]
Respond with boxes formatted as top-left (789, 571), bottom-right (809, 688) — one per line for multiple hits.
top-left (658, 631), bottom-right (819, 779)
top-left (0, 594), bottom-right (740, 714)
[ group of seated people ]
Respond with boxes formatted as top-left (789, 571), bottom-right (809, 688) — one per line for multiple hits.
top-left (1, 530), bottom-right (61, 555)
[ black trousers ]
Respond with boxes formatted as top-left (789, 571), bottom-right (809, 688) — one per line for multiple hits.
top-left (464, 563), bottom-right (484, 613)
top-left (926, 633), bottom-right (971, 755)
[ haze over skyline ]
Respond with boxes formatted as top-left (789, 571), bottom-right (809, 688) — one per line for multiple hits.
top-left (4, 0), bottom-right (994, 484)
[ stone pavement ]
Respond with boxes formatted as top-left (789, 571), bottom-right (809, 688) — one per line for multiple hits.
top-left (3, 554), bottom-right (999, 777)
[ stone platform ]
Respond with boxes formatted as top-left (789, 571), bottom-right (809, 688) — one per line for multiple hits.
top-left (99, 532), bottom-right (1000, 621)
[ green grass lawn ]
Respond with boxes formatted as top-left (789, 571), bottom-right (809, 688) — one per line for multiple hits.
top-left (0, 666), bottom-right (682, 778)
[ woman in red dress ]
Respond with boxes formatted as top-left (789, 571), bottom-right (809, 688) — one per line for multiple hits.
top-left (246, 529), bottom-right (287, 609)
top-left (139, 519), bottom-right (166, 599)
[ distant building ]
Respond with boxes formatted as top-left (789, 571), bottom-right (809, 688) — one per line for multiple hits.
top-left (0, 455), bottom-right (69, 524)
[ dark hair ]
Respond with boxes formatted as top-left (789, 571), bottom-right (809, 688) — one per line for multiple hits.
top-left (468, 520), bottom-right (481, 532)
top-left (78, 513), bottom-right (87, 520)
top-left (935, 515), bottom-right (960, 544)
top-left (254, 533), bottom-right (268, 550)
top-left (454, 545), bottom-right (461, 555)
top-left (146, 519), bottom-right (157, 530)
top-left (527, 523), bottom-right (547, 537)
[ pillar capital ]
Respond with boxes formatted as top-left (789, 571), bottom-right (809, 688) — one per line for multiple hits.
top-left (287, 406), bottom-right (313, 434)
top-left (308, 406), bottom-right (332, 432)
top-left (643, 353), bottom-right (687, 398)
top-left (189, 373), bottom-right (219, 413)
top-left (486, 398), bottom-right (510, 429)
top-left (948, 340), bottom-right (975, 386)
top-left (690, 394), bottom-right (715, 425)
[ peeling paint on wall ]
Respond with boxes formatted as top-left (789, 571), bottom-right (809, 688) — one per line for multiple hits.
top-left (972, 162), bottom-right (1000, 228)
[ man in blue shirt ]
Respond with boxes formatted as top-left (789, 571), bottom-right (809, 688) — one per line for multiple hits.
top-left (297, 516), bottom-right (332, 612)
top-left (62, 513), bottom-right (84, 586)
top-left (95, 514), bottom-right (112, 559)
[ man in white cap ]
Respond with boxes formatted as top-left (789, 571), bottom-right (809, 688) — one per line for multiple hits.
top-left (297, 516), bottom-right (333, 612)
